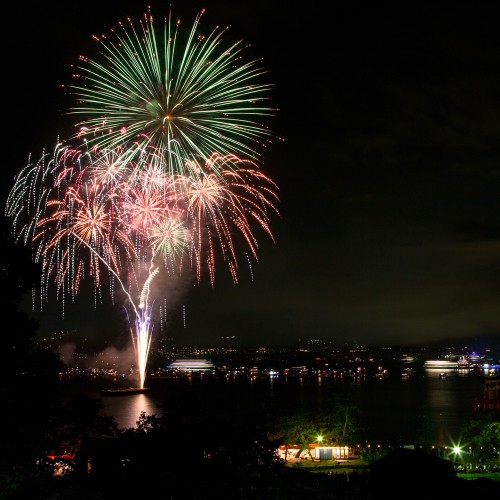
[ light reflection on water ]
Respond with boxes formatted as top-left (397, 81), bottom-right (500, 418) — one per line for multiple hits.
top-left (94, 369), bottom-right (485, 445)
top-left (99, 393), bottom-right (162, 429)
top-left (424, 368), bottom-right (481, 446)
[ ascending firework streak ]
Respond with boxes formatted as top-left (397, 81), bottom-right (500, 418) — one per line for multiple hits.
top-left (6, 144), bottom-right (279, 388)
top-left (6, 7), bottom-right (280, 389)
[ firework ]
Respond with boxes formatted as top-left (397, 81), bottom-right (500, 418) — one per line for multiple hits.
top-left (6, 7), bottom-right (280, 389)
top-left (6, 143), bottom-right (279, 388)
top-left (178, 153), bottom-right (279, 285)
top-left (70, 8), bottom-right (275, 177)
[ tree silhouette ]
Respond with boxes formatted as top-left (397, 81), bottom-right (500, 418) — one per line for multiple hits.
top-left (462, 409), bottom-right (500, 460)
top-left (0, 214), bottom-right (64, 496)
top-left (415, 404), bottom-right (435, 449)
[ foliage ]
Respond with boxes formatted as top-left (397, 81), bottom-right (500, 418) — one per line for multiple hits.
top-left (50, 394), bottom-right (121, 455)
top-left (0, 215), bottom-right (65, 497)
top-left (360, 446), bottom-right (388, 462)
top-left (271, 387), bottom-right (361, 461)
top-left (318, 393), bottom-right (361, 446)
top-left (274, 412), bottom-right (318, 459)
top-left (415, 404), bottom-right (435, 448)
top-left (461, 410), bottom-right (500, 459)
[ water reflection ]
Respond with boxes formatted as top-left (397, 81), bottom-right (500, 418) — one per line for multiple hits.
top-left (100, 393), bottom-right (162, 429)
top-left (424, 368), bottom-right (481, 446)
top-left (94, 368), bottom-right (484, 444)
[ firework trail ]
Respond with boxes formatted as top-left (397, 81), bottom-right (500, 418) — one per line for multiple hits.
top-left (6, 143), bottom-right (279, 388)
top-left (6, 7), bottom-right (280, 389)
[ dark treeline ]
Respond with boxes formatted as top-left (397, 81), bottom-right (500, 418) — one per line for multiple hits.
top-left (1, 213), bottom-right (499, 499)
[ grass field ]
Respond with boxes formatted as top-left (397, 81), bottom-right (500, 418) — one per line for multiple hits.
top-left (284, 457), bottom-right (369, 475)
top-left (285, 456), bottom-right (500, 482)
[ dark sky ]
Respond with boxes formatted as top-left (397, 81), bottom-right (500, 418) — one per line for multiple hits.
top-left (4, 1), bottom-right (500, 349)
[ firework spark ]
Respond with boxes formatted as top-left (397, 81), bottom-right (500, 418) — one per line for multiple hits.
top-left (6, 7), bottom-right (280, 389)
top-left (6, 143), bottom-right (279, 388)
top-left (179, 153), bottom-right (279, 285)
top-left (70, 8), bottom-right (275, 177)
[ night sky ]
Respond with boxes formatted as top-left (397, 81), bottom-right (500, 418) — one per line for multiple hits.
top-left (3, 1), bottom-right (500, 350)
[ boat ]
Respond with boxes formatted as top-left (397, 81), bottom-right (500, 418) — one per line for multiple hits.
top-left (424, 360), bottom-right (458, 369)
top-left (400, 355), bottom-right (416, 363)
top-left (165, 359), bottom-right (215, 376)
top-left (100, 387), bottom-right (150, 396)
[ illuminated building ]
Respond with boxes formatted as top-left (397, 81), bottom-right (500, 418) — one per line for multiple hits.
top-left (472, 372), bottom-right (500, 415)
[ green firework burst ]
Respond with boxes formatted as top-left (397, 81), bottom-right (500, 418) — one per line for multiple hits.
top-left (70, 8), bottom-right (275, 177)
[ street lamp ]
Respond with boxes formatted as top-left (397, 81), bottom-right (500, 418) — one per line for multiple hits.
top-left (452, 445), bottom-right (464, 466)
